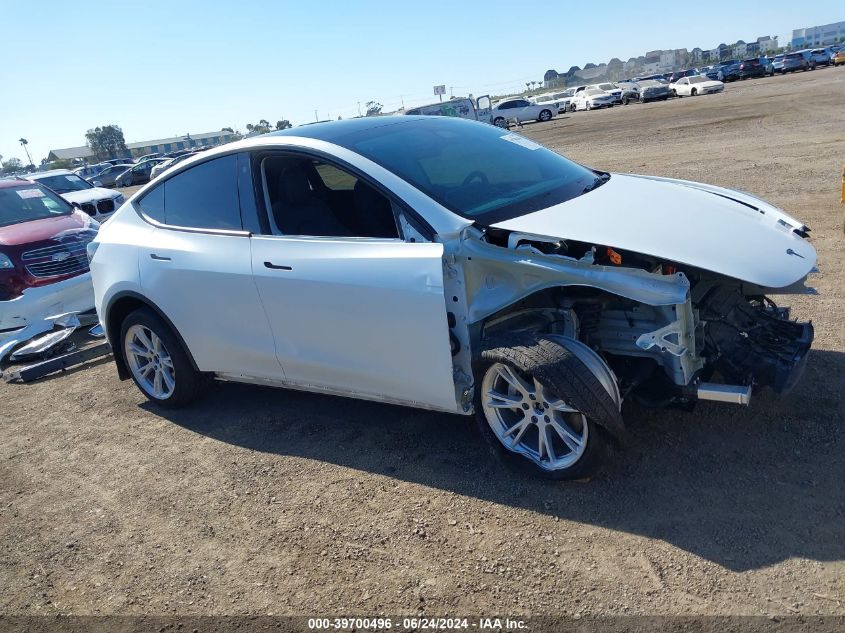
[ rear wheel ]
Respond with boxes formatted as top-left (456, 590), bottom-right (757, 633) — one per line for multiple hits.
top-left (538, 109), bottom-right (552, 122)
top-left (691, 88), bottom-right (698, 96)
top-left (475, 335), bottom-right (621, 480)
top-left (121, 307), bottom-right (206, 408)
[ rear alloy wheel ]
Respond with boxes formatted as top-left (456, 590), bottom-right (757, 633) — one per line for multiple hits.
top-left (121, 307), bottom-right (205, 408)
top-left (538, 109), bottom-right (552, 122)
top-left (475, 335), bottom-right (621, 480)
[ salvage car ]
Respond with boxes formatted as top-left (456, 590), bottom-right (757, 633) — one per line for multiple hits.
top-left (630, 79), bottom-right (672, 103)
top-left (114, 159), bottom-right (168, 188)
top-left (0, 178), bottom-right (98, 359)
top-left (671, 75), bottom-right (724, 96)
top-left (89, 117), bottom-right (817, 479)
top-left (28, 170), bottom-right (124, 222)
top-left (91, 163), bottom-right (135, 188)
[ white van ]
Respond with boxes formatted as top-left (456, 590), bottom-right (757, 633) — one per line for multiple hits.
top-left (403, 96), bottom-right (492, 124)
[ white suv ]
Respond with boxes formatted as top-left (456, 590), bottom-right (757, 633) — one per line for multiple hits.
top-left (29, 169), bottom-right (124, 222)
top-left (89, 116), bottom-right (816, 479)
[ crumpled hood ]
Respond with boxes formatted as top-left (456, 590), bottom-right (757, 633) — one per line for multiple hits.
top-left (61, 188), bottom-right (119, 204)
top-left (491, 173), bottom-right (816, 288)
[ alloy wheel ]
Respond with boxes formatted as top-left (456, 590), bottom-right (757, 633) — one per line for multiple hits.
top-left (124, 324), bottom-right (176, 400)
top-left (480, 362), bottom-right (588, 471)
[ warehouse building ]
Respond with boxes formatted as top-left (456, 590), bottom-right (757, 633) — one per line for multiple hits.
top-left (48, 131), bottom-right (238, 163)
top-left (791, 21), bottom-right (845, 48)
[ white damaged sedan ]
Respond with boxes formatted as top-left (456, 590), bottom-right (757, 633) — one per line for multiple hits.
top-left (89, 117), bottom-right (816, 479)
top-left (671, 75), bottom-right (725, 97)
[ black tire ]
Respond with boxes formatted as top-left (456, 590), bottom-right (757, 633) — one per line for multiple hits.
top-left (474, 334), bottom-right (620, 481)
top-left (493, 116), bottom-right (506, 128)
top-left (538, 109), bottom-right (552, 122)
top-left (621, 95), bottom-right (629, 105)
top-left (691, 88), bottom-right (697, 96)
top-left (120, 307), bottom-right (206, 408)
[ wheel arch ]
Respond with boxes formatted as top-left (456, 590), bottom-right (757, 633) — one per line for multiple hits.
top-left (104, 291), bottom-right (200, 380)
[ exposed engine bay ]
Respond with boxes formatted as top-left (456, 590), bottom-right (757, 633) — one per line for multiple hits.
top-left (444, 226), bottom-right (815, 409)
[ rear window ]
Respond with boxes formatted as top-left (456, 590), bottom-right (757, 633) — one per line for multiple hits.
top-left (0, 184), bottom-right (73, 227)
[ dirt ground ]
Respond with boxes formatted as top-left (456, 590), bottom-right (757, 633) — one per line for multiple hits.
top-left (1, 69), bottom-right (844, 619)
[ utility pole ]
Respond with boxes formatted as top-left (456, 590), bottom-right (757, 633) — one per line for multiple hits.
top-left (357, 102), bottom-right (362, 117)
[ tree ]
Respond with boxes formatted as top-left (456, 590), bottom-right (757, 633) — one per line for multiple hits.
top-left (365, 101), bottom-right (382, 117)
top-left (1, 157), bottom-right (23, 175)
top-left (85, 124), bottom-right (128, 160)
top-left (221, 127), bottom-right (234, 133)
top-left (19, 138), bottom-right (33, 166)
top-left (275, 119), bottom-right (292, 130)
top-left (245, 120), bottom-right (273, 134)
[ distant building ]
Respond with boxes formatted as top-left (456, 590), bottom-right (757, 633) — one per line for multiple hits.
top-left (792, 21), bottom-right (845, 47)
top-left (48, 131), bottom-right (238, 163)
top-left (756, 35), bottom-right (779, 53)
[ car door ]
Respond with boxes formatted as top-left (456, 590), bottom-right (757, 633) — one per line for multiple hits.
top-left (246, 151), bottom-right (459, 412)
top-left (136, 152), bottom-right (282, 380)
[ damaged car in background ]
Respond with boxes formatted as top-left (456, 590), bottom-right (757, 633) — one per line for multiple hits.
top-left (0, 179), bottom-right (99, 362)
top-left (89, 117), bottom-right (817, 479)
top-left (28, 169), bottom-right (125, 223)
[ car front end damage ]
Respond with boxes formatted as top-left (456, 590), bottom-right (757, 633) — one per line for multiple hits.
top-left (440, 176), bottom-right (816, 415)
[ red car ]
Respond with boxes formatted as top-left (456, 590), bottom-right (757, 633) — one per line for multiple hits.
top-left (0, 178), bottom-right (98, 358)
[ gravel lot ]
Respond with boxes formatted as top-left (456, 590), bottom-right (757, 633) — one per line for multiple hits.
top-left (1, 69), bottom-right (844, 618)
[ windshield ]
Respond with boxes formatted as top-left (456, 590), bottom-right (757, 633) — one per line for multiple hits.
top-left (34, 174), bottom-right (93, 193)
top-left (638, 80), bottom-right (661, 87)
top-left (585, 89), bottom-right (604, 96)
top-left (0, 184), bottom-right (73, 227)
top-left (597, 84), bottom-right (615, 90)
top-left (328, 117), bottom-right (602, 224)
top-left (688, 76), bottom-right (708, 84)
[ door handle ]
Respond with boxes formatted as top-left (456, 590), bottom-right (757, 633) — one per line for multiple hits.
top-left (264, 261), bottom-right (292, 270)
top-left (150, 253), bottom-right (171, 261)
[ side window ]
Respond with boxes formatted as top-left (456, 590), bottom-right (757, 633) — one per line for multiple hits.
top-left (137, 155), bottom-right (241, 229)
top-left (137, 183), bottom-right (165, 223)
top-left (258, 154), bottom-right (399, 239)
top-left (163, 155), bottom-right (241, 229)
top-left (499, 101), bottom-right (513, 110)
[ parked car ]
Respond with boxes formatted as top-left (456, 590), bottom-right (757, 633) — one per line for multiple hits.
top-left (571, 88), bottom-right (616, 111)
top-left (667, 69), bottom-right (699, 83)
top-left (136, 153), bottom-right (162, 163)
top-left (590, 83), bottom-right (623, 103)
top-left (103, 158), bottom-right (134, 166)
top-left (490, 98), bottom-right (555, 127)
top-left (90, 164), bottom-right (134, 188)
top-left (632, 79), bottom-right (672, 102)
top-left (532, 91), bottom-right (568, 114)
top-left (616, 82), bottom-right (640, 105)
top-left (671, 75), bottom-right (725, 97)
top-left (739, 57), bottom-right (767, 79)
top-left (0, 178), bottom-right (98, 354)
top-left (774, 51), bottom-right (813, 73)
top-left (759, 56), bottom-right (775, 76)
top-left (810, 47), bottom-right (833, 66)
top-left (149, 153), bottom-right (198, 180)
top-left (699, 65), bottom-right (725, 81)
top-left (89, 116), bottom-right (816, 480)
top-left (73, 164), bottom-right (104, 180)
top-left (834, 49), bottom-right (845, 67)
top-left (114, 159), bottom-right (169, 188)
top-left (27, 170), bottom-right (125, 223)
top-left (717, 60), bottom-right (741, 82)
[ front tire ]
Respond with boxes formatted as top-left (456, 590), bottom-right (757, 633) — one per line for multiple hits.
top-left (474, 335), bottom-right (620, 480)
top-left (121, 307), bottom-right (205, 408)
top-left (691, 88), bottom-right (698, 96)
top-left (493, 116), bottom-right (507, 128)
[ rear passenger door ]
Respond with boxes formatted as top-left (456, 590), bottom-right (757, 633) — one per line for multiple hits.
top-left (136, 153), bottom-right (281, 380)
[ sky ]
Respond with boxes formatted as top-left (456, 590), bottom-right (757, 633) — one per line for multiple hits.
top-left (0, 0), bottom-right (840, 163)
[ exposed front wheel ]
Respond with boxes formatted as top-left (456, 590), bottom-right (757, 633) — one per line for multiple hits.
top-left (121, 307), bottom-right (206, 408)
top-left (475, 335), bottom-right (622, 480)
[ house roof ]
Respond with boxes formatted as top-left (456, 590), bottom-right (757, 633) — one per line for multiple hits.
top-left (48, 131), bottom-right (232, 161)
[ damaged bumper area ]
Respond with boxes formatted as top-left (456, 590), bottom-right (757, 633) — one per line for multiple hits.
top-left (0, 272), bottom-right (95, 362)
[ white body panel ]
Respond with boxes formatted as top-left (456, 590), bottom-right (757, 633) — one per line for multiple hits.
top-left (492, 174), bottom-right (816, 288)
top-left (671, 78), bottom-right (724, 96)
top-left (250, 236), bottom-right (459, 412)
top-left (491, 100), bottom-right (553, 123)
top-left (0, 272), bottom-right (94, 361)
top-left (136, 226), bottom-right (281, 379)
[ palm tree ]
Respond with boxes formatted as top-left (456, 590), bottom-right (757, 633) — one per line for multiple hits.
top-left (19, 138), bottom-right (33, 167)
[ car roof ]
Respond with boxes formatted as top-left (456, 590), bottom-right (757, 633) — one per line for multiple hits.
top-left (266, 115), bottom-right (455, 143)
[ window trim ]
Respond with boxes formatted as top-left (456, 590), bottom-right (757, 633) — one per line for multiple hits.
top-left (133, 150), bottom-right (250, 236)
top-left (248, 148), bottom-right (435, 242)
